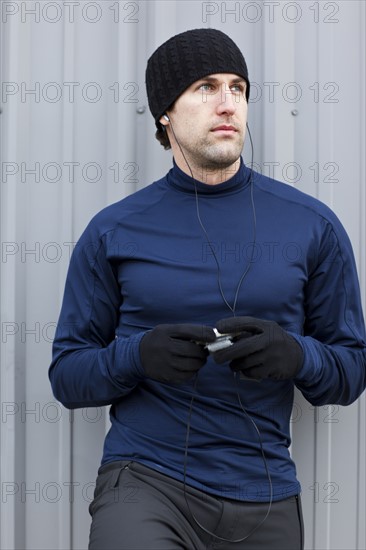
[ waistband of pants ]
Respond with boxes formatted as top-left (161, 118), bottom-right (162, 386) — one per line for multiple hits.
top-left (98, 459), bottom-right (299, 505)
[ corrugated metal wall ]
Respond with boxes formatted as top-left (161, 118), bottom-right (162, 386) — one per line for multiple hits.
top-left (0, 1), bottom-right (365, 549)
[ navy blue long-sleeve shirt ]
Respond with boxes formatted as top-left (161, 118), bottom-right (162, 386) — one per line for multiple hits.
top-left (49, 157), bottom-right (366, 502)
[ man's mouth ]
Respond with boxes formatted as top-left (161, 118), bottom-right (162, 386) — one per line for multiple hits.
top-left (211, 125), bottom-right (238, 133)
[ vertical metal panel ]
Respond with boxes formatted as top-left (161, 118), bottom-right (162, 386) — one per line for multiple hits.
top-left (0, 9), bottom-right (73, 549)
top-left (1, 9), bottom-right (23, 550)
top-left (261, 6), bottom-right (297, 173)
top-left (357, 6), bottom-right (366, 548)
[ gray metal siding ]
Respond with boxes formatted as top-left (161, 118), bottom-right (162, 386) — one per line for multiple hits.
top-left (1, 2), bottom-right (365, 548)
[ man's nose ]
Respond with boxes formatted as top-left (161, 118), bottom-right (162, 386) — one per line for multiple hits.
top-left (216, 83), bottom-right (238, 116)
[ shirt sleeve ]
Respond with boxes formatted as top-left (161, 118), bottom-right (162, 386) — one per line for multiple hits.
top-left (293, 215), bottom-right (366, 405)
top-left (48, 221), bottom-right (146, 409)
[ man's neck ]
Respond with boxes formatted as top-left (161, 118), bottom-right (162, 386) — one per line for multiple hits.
top-left (173, 156), bottom-right (241, 185)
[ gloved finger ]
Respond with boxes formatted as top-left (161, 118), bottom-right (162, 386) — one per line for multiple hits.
top-left (216, 316), bottom-right (264, 337)
top-left (172, 339), bottom-right (210, 361)
top-left (166, 324), bottom-right (216, 343)
top-left (230, 332), bottom-right (268, 356)
top-left (229, 352), bottom-right (264, 372)
top-left (211, 333), bottom-right (263, 364)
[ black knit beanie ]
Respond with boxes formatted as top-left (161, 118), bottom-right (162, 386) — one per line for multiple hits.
top-left (146, 28), bottom-right (250, 128)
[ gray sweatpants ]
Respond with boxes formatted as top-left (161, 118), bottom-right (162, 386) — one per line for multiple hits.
top-left (88, 460), bottom-right (304, 550)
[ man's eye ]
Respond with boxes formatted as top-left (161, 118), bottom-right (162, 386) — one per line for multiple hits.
top-left (231, 85), bottom-right (245, 93)
top-left (199, 84), bottom-right (215, 92)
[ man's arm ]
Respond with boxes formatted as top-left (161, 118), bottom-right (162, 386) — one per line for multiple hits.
top-left (293, 218), bottom-right (366, 405)
top-left (49, 224), bottom-right (146, 409)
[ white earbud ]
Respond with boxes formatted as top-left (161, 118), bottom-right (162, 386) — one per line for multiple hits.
top-left (163, 114), bottom-right (170, 122)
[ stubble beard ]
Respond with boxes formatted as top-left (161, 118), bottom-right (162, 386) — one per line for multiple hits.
top-left (181, 131), bottom-right (245, 173)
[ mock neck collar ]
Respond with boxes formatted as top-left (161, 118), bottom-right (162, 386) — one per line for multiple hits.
top-left (166, 156), bottom-right (252, 195)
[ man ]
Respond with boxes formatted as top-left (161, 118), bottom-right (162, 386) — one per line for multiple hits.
top-left (49, 28), bottom-right (366, 549)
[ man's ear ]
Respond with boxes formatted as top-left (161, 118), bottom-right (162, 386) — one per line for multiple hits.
top-left (159, 114), bottom-right (170, 126)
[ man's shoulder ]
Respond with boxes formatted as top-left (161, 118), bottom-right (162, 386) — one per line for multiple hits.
top-left (253, 170), bottom-right (340, 224)
top-left (85, 177), bottom-right (167, 236)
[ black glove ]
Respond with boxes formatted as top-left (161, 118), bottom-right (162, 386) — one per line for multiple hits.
top-left (140, 324), bottom-right (216, 383)
top-left (212, 317), bottom-right (303, 380)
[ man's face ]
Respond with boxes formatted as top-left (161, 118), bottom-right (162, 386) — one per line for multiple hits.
top-left (161, 73), bottom-right (248, 175)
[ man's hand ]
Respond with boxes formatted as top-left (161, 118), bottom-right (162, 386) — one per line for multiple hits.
top-left (140, 324), bottom-right (216, 383)
top-left (212, 317), bottom-right (303, 380)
